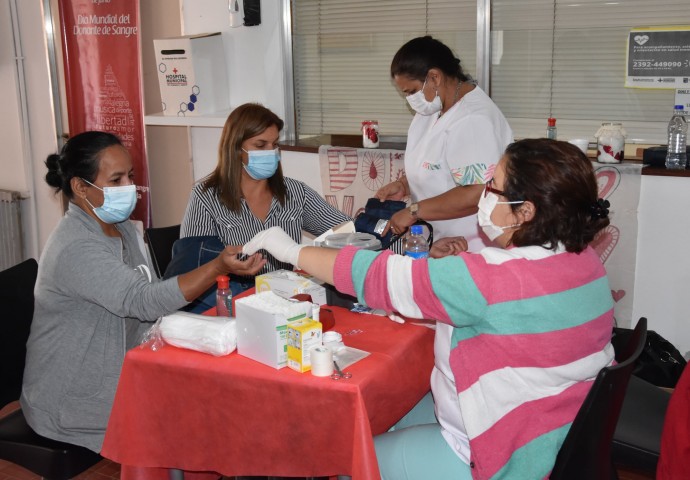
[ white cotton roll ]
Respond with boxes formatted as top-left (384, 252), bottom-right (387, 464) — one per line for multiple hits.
top-left (159, 311), bottom-right (237, 356)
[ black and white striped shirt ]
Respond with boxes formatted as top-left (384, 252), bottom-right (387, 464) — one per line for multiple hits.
top-left (181, 177), bottom-right (352, 273)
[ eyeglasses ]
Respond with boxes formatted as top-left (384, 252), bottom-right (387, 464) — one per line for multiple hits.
top-left (484, 178), bottom-right (505, 198)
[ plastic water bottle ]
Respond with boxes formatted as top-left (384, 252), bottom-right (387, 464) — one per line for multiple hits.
top-left (216, 275), bottom-right (232, 317)
top-left (404, 225), bottom-right (429, 259)
top-left (665, 105), bottom-right (687, 170)
top-left (546, 117), bottom-right (557, 140)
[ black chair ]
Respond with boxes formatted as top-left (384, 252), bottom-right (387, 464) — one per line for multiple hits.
top-left (145, 224), bottom-right (181, 278)
top-left (0, 258), bottom-right (103, 479)
top-left (611, 366), bottom-right (671, 473)
top-left (550, 317), bottom-right (648, 480)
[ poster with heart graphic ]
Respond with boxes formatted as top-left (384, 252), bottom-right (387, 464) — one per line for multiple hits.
top-left (626, 27), bottom-right (690, 88)
top-left (590, 163), bottom-right (643, 328)
top-left (319, 145), bottom-right (406, 218)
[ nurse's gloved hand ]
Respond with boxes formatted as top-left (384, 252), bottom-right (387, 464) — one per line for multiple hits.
top-left (243, 226), bottom-right (304, 267)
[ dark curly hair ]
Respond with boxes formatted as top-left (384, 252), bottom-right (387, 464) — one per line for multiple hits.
top-left (390, 36), bottom-right (469, 83)
top-left (45, 131), bottom-right (122, 199)
top-left (501, 138), bottom-right (610, 253)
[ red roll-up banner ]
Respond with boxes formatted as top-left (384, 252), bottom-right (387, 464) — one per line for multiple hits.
top-left (59, 0), bottom-right (150, 227)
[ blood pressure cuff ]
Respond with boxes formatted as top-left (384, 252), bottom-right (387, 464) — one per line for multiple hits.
top-left (354, 198), bottom-right (407, 250)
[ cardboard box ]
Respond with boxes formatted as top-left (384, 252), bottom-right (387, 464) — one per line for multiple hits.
top-left (235, 292), bottom-right (312, 369)
top-left (255, 270), bottom-right (328, 306)
top-left (287, 319), bottom-right (322, 373)
top-left (154, 32), bottom-right (229, 116)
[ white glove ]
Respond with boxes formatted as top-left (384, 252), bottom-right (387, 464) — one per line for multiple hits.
top-left (243, 226), bottom-right (305, 267)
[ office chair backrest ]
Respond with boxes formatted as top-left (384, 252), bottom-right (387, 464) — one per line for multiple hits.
top-left (144, 224), bottom-right (181, 279)
top-left (550, 317), bottom-right (648, 480)
top-left (0, 258), bottom-right (38, 408)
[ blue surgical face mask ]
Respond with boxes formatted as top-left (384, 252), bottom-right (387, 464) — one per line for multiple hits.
top-left (242, 148), bottom-right (280, 180)
top-left (82, 179), bottom-right (137, 224)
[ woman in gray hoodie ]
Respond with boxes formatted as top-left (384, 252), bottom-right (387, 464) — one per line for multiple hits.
top-left (20, 131), bottom-right (266, 452)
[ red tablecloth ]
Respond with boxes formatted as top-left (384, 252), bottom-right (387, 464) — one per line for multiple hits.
top-left (101, 306), bottom-right (434, 479)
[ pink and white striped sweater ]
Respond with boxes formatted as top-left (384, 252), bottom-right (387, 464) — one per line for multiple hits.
top-left (333, 244), bottom-right (615, 480)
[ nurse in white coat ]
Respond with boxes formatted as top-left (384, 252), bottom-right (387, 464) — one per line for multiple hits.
top-left (376, 36), bottom-right (513, 251)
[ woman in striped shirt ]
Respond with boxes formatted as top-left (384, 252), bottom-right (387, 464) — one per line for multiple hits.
top-left (178, 103), bottom-right (351, 307)
top-left (243, 139), bottom-right (615, 480)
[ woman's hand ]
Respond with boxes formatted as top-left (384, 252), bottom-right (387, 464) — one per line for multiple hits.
top-left (375, 179), bottom-right (407, 201)
top-left (243, 226), bottom-right (305, 267)
top-left (430, 236), bottom-right (468, 258)
top-left (178, 246), bottom-right (266, 302)
top-left (219, 245), bottom-right (266, 276)
top-left (384, 208), bottom-right (416, 237)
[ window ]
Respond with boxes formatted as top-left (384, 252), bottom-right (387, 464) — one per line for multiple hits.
top-left (292, 0), bottom-right (690, 144)
top-left (491, 0), bottom-right (690, 144)
top-left (291, 0), bottom-right (477, 137)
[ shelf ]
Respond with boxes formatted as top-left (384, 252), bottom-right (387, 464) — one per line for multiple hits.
top-left (144, 110), bottom-right (230, 127)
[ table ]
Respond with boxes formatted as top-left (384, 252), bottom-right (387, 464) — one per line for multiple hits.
top-left (101, 305), bottom-right (435, 479)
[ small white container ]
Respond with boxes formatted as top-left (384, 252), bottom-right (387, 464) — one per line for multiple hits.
top-left (568, 138), bottom-right (590, 155)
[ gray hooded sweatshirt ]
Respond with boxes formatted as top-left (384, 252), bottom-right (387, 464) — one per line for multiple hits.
top-left (20, 203), bottom-right (188, 452)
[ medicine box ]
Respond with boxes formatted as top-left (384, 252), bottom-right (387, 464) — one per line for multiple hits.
top-left (255, 270), bottom-right (328, 306)
top-left (287, 319), bottom-right (323, 373)
top-left (153, 32), bottom-right (229, 116)
top-left (235, 294), bottom-right (312, 369)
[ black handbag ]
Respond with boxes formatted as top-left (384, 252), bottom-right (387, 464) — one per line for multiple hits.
top-left (612, 327), bottom-right (687, 388)
top-left (354, 198), bottom-right (433, 250)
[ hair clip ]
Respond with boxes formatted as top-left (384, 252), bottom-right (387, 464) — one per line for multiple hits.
top-left (590, 198), bottom-right (610, 219)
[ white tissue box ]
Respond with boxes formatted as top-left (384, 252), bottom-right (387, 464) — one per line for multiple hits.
top-left (255, 270), bottom-right (327, 306)
top-left (235, 292), bottom-right (313, 369)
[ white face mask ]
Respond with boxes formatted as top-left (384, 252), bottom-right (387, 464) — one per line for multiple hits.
top-left (477, 190), bottom-right (524, 241)
top-left (406, 78), bottom-right (442, 115)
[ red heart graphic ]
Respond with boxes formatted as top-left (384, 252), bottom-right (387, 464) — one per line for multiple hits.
top-left (595, 167), bottom-right (621, 200)
top-left (611, 290), bottom-right (626, 302)
top-left (590, 225), bottom-right (620, 264)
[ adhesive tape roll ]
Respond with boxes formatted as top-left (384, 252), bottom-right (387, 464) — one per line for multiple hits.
top-left (310, 346), bottom-right (334, 377)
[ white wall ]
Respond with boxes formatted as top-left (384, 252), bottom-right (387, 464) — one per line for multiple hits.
top-left (179, 0), bottom-right (288, 184)
top-left (181, 0), bottom-right (287, 120)
top-left (0, 0), bottom-right (63, 261)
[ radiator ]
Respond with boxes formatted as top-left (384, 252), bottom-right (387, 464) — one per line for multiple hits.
top-left (0, 190), bottom-right (23, 271)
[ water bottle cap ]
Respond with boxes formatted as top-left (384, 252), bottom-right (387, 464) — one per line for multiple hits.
top-left (547, 117), bottom-right (556, 126)
top-left (410, 225), bottom-right (423, 235)
top-left (216, 275), bottom-right (230, 289)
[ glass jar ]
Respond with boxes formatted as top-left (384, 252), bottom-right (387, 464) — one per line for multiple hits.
top-left (362, 120), bottom-right (379, 148)
top-left (595, 122), bottom-right (626, 163)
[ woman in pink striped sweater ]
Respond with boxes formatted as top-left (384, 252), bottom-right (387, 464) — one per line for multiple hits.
top-left (244, 138), bottom-right (614, 480)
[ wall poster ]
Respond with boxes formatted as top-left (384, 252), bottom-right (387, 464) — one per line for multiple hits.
top-left (626, 27), bottom-right (690, 88)
top-left (59, 0), bottom-right (150, 226)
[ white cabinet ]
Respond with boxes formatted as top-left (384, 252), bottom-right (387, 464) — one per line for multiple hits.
top-left (633, 173), bottom-right (690, 359)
